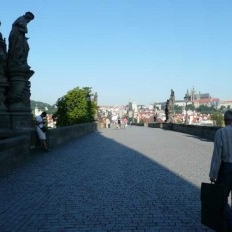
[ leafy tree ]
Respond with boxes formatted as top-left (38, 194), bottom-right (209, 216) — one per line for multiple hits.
top-left (210, 112), bottom-right (224, 126)
top-left (54, 87), bottom-right (97, 127)
top-left (186, 104), bottom-right (195, 111)
top-left (219, 105), bottom-right (226, 113)
top-left (196, 105), bottom-right (215, 114)
top-left (173, 104), bottom-right (183, 114)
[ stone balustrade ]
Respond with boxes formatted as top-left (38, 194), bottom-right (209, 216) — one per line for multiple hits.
top-left (148, 122), bottom-right (220, 141)
top-left (0, 122), bottom-right (97, 169)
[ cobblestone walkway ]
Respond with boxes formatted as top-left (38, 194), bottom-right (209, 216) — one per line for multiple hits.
top-left (0, 126), bottom-right (214, 231)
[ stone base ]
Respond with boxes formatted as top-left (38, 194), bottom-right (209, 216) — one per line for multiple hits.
top-left (9, 111), bottom-right (35, 130)
top-left (0, 112), bottom-right (11, 129)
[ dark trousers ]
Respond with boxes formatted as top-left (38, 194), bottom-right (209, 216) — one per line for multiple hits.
top-left (217, 162), bottom-right (232, 229)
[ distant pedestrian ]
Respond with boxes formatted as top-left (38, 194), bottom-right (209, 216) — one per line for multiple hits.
top-left (117, 117), bottom-right (121, 129)
top-left (36, 111), bottom-right (49, 152)
top-left (106, 118), bottom-right (110, 128)
top-left (123, 118), bottom-right (128, 128)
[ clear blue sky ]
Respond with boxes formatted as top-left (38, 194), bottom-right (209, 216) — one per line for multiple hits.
top-left (1, 0), bottom-right (232, 106)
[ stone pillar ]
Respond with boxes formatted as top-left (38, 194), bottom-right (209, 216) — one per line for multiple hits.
top-left (7, 69), bottom-right (35, 129)
top-left (6, 12), bottom-right (35, 130)
top-left (0, 75), bottom-right (10, 129)
top-left (0, 23), bottom-right (10, 129)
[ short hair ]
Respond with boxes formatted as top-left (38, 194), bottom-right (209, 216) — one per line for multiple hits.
top-left (41, 111), bottom-right (47, 117)
top-left (224, 110), bottom-right (232, 122)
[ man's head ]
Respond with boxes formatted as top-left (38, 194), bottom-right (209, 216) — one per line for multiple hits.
top-left (224, 110), bottom-right (232, 125)
top-left (41, 111), bottom-right (47, 118)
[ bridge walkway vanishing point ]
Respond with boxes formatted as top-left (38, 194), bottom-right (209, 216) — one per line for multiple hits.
top-left (0, 126), bottom-right (214, 232)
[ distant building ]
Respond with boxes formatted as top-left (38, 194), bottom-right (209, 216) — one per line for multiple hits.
top-left (218, 100), bottom-right (232, 109)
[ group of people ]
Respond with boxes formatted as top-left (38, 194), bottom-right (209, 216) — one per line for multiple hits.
top-left (116, 117), bottom-right (128, 129)
top-left (104, 117), bottom-right (129, 129)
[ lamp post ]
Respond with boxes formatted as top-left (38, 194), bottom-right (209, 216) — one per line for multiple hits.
top-left (184, 93), bottom-right (190, 124)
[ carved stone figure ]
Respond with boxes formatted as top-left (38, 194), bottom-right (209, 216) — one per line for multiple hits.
top-left (0, 21), bottom-right (10, 128)
top-left (0, 21), bottom-right (7, 77)
top-left (94, 92), bottom-right (98, 102)
top-left (7, 12), bottom-right (34, 71)
top-left (165, 99), bottom-right (169, 122)
top-left (0, 21), bottom-right (8, 100)
top-left (165, 89), bottom-right (175, 123)
top-left (5, 12), bottom-right (35, 129)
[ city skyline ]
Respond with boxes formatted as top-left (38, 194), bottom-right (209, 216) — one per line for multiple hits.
top-left (1, 1), bottom-right (232, 106)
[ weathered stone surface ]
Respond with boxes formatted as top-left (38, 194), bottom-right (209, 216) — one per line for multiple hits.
top-left (5, 12), bottom-right (35, 129)
top-left (7, 12), bottom-right (34, 72)
top-left (0, 21), bottom-right (10, 128)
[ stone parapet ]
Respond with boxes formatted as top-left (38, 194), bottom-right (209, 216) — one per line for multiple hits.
top-left (0, 123), bottom-right (97, 169)
top-left (0, 130), bottom-right (31, 168)
top-left (47, 122), bottom-right (97, 148)
top-left (148, 122), bottom-right (220, 141)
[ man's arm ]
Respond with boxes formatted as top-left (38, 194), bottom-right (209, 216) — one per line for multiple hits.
top-left (209, 130), bottom-right (223, 181)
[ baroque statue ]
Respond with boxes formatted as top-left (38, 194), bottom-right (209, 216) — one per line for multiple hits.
top-left (165, 89), bottom-right (175, 123)
top-left (7, 12), bottom-right (34, 71)
top-left (0, 21), bottom-right (7, 77)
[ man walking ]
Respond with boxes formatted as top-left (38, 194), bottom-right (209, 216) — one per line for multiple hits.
top-left (209, 110), bottom-right (232, 231)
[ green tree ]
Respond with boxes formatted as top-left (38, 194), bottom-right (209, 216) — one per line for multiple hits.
top-left (54, 87), bottom-right (97, 127)
top-left (219, 105), bottom-right (226, 113)
top-left (196, 105), bottom-right (215, 114)
top-left (173, 104), bottom-right (183, 114)
top-left (186, 104), bottom-right (195, 111)
top-left (210, 112), bottom-right (224, 126)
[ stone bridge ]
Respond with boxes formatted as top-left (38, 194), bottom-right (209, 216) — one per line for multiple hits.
top-left (0, 125), bottom-right (214, 231)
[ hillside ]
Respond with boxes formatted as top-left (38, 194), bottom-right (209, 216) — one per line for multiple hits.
top-left (31, 100), bottom-right (57, 115)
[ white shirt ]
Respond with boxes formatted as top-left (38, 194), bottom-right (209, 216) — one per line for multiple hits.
top-left (36, 115), bottom-right (44, 128)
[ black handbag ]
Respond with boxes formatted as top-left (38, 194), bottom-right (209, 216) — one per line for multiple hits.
top-left (200, 182), bottom-right (227, 232)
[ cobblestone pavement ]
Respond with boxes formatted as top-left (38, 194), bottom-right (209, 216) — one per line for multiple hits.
top-left (0, 126), bottom-right (214, 232)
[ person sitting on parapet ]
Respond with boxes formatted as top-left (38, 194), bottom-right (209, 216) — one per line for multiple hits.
top-left (36, 111), bottom-right (49, 152)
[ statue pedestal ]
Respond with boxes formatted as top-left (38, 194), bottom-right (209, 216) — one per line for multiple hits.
top-left (7, 69), bottom-right (35, 129)
top-left (9, 111), bottom-right (35, 130)
top-left (0, 75), bottom-right (10, 129)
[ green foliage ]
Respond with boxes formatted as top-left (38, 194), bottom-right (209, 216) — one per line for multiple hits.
top-left (186, 104), bottom-right (195, 111)
top-left (210, 112), bottom-right (224, 126)
top-left (219, 105), bottom-right (227, 113)
top-left (54, 87), bottom-right (97, 127)
top-left (173, 105), bottom-right (183, 114)
top-left (196, 105), bottom-right (215, 114)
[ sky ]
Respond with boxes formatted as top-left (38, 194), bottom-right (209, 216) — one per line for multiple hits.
top-left (1, 0), bottom-right (232, 106)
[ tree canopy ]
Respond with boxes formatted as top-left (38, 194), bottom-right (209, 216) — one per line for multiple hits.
top-left (54, 87), bottom-right (97, 127)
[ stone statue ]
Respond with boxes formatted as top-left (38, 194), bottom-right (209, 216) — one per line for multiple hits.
top-left (0, 21), bottom-right (8, 103)
top-left (165, 99), bottom-right (169, 122)
top-left (0, 21), bottom-right (7, 77)
top-left (94, 92), bottom-right (98, 102)
top-left (7, 12), bottom-right (34, 71)
top-left (5, 12), bottom-right (35, 129)
top-left (165, 89), bottom-right (175, 123)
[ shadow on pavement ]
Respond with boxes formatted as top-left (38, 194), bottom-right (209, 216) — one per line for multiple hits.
top-left (0, 128), bottom-right (213, 231)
